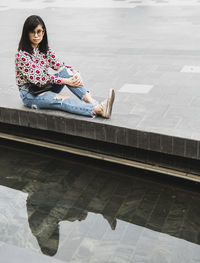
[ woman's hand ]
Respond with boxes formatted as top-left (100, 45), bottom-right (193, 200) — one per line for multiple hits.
top-left (62, 72), bottom-right (83, 87)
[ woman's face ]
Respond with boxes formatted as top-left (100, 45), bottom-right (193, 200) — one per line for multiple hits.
top-left (29, 24), bottom-right (44, 48)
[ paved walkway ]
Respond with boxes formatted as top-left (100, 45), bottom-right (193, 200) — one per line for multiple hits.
top-left (1, 0), bottom-right (200, 9)
top-left (1, 2), bottom-right (200, 160)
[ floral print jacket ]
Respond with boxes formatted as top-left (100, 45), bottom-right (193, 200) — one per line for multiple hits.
top-left (15, 47), bottom-right (73, 87)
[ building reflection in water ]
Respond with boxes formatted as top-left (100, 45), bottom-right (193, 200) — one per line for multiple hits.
top-left (0, 143), bottom-right (200, 261)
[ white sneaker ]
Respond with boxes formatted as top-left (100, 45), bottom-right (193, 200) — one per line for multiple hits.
top-left (100, 89), bottom-right (115, 119)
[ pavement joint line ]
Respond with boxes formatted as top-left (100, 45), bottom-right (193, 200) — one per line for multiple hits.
top-left (0, 131), bottom-right (199, 183)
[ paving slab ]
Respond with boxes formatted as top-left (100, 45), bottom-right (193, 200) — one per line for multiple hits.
top-left (1, 2), bottom-right (200, 165)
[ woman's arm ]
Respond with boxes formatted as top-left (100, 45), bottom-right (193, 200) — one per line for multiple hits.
top-left (47, 47), bottom-right (66, 71)
top-left (47, 47), bottom-right (77, 73)
top-left (16, 51), bottom-right (63, 87)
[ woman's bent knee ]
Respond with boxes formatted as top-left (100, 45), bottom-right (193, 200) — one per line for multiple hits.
top-left (55, 94), bottom-right (68, 99)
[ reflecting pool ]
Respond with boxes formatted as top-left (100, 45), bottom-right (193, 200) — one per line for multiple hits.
top-left (0, 141), bottom-right (200, 262)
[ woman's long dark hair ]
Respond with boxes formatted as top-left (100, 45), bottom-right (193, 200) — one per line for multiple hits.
top-left (18, 15), bottom-right (48, 55)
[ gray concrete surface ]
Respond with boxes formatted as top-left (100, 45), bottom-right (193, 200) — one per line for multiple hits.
top-left (1, 2), bottom-right (200, 160)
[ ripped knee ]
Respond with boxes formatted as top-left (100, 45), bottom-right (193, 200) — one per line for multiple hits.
top-left (55, 94), bottom-right (68, 99)
top-left (54, 94), bottom-right (68, 105)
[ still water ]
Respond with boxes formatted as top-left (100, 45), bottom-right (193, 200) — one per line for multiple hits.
top-left (0, 141), bottom-right (200, 263)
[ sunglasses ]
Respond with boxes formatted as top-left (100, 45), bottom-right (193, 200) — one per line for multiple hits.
top-left (29, 29), bottom-right (45, 36)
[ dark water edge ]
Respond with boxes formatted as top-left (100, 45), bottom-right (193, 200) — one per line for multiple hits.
top-left (0, 139), bottom-right (200, 263)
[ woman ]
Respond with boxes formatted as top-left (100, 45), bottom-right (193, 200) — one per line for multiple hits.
top-left (15, 15), bottom-right (115, 118)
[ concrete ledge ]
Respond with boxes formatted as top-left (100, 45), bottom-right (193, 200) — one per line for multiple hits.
top-left (0, 105), bottom-right (199, 162)
top-left (0, 104), bottom-right (200, 181)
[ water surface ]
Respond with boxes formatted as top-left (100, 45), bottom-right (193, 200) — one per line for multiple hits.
top-left (0, 141), bottom-right (200, 262)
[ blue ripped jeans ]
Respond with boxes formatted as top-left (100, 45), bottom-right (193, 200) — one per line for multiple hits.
top-left (19, 67), bottom-right (95, 117)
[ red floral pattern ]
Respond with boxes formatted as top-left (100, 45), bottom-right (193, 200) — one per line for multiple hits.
top-left (15, 47), bottom-right (69, 87)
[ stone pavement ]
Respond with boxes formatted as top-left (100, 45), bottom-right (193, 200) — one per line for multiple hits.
top-left (1, 2), bottom-right (200, 164)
